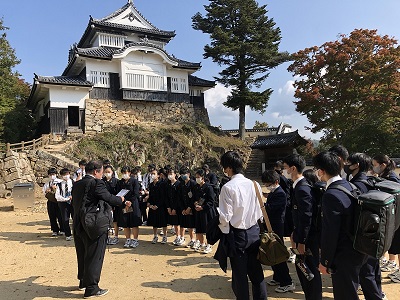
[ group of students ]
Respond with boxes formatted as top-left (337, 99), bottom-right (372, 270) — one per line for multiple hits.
top-left (260, 146), bottom-right (399, 300)
top-left (43, 159), bottom-right (222, 254)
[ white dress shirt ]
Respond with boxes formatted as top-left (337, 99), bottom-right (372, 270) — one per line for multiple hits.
top-left (218, 173), bottom-right (263, 234)
top-left (55, 179), bottom-right (73, 202)
top-left (326, 175), bottom-right (342, 188)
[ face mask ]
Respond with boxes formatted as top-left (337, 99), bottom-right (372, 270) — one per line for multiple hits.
top-left (104, 173), bottom-right (112, 179)
top-left (123, 174), bottom-right (130, 180)
top-left (282, 170), bottom-right (289, 178)
top-left (343, 165), bottom-right (353, 176)
top-left (63, 175), bottom-right (70, 181)
top-left (50, 175), bottom-right (57, 180)
top-left (196, 178), bottom-right (202, 184)
top-left (181, 174), bottom-right (189, 181)
top-left (168, 174), bottom-right (175, 181)
top-left (373, 165), bottom-right (382, 175)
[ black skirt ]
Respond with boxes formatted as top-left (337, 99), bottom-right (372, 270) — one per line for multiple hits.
top-left (195, 207), bottom-right (217, 234)
top-left (117, 199), bottom-right (141, 228)
top-left (147, 206), bottom-right (168, 228)
top-left (180, 213), bottom-right (195, 229)
top-left (168, 213), bottom-right (180, 226)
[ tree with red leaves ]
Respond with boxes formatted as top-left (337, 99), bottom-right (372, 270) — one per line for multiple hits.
top-left (288, 29), bottom-right (400, 155)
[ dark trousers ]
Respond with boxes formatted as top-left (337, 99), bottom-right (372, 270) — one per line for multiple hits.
top-left (359, 256), bottom-right (382, 300)
top-left (295, 239), bottom-right (322, 300)
top-left (58, 202), bottom-right (73, 237)
top-left (47, 200), bottom-right (63, 233)
top-left (229, 225), bottom-right (267, 300)
top-left (140, 201), bottom-right (148, 222)
top-left (271, 226), bottom-right (292, 286)
top-left (331, 249), bottom-right (367, 300)
top-left (74, 229), bottom-right (107, 296)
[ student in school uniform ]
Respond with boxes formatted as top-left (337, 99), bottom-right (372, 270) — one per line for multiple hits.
top-left (166, 168), bottom-right (184, 246)
top-left (117, 166), bottom-right (141, 248)
top-left (373, 154), bottom-right (400, 284)
top-left (103, 165), bottom-right (120, 245)
top-left (55, 168), bottom-right (74, 241)
top-left (193, 169), bottom-right (217, 254)
top-left (283, 154), bottom-right (322, 300)
top-left (314, 151), bottom-right (368, 300)
top-left (43, 168), bottom-right (63, 236)
top-left (344, 153), bottom-right (386, 299)
top-left (141, 164), bottom-right (156, 225)
top-left (179, 166), bottom-right (197, 248)
top-left (262, 170), bottom-right (295, 293)
top-left (147, 168), bottom-right (168, 244)
top-left (73, 160), bottom-right (87, 182)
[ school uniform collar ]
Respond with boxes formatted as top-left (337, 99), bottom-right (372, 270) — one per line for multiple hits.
top-left (326, 175), bottom-right (342, 188)
top-left (293, 176), bottom-right (304, 189)
top-left (269, 184), bottom-right (280, 193)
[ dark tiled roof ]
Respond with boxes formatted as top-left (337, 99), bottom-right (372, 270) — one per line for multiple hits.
top-left (35, 75), bottom-right (93, 87)
top-left (188, 75), bottom-right (215, 87)
top-left (92, 19), bottom-right (175, 37)
top-left (251, 130), bottom-right (308, 149)
top-left (76, 47), bottom-right (116, 59)
top-left (73, 43), bottom-right (201, 69)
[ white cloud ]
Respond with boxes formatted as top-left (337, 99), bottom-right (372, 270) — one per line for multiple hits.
top-left (270, 112), bottom-right (294, 120)
top-left (281, 80), bottom-right (296, 96)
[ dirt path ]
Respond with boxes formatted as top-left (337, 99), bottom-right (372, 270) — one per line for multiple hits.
top-left (0, 208), bottom-right (398, 300)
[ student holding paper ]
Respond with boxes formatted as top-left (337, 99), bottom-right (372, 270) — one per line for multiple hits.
top-left (117, 166), bottom-right (141, 248)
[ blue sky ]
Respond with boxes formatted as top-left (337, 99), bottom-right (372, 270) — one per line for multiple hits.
top-left (1, 0), bottom-right (400, 140)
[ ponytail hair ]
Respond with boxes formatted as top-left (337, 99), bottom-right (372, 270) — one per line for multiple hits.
top-left (373, 154), bottom-right (396, 177)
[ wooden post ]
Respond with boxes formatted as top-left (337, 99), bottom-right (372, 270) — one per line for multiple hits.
top-left (21, 141), bottom-right (25, 151)
top-left (6, 143), bottom-right (10, 152)
top-left (33, 139), bottom-right (36, 150)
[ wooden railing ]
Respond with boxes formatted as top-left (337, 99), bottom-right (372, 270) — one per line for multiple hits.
top-left (2, 134), bottom-right (53, 152)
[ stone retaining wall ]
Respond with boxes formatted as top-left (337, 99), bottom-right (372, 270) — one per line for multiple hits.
top-left (85, 99), bottom-right (210, 133)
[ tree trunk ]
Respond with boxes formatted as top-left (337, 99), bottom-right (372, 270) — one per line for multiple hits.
top-left (239, 105), bottom-right (246, 140)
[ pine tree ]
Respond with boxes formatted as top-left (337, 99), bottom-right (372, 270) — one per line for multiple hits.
top-left (192, 0), bottom-right (289, 139)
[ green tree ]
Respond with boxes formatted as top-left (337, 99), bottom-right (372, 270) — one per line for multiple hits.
top-left (253, 120), bottom-right (268, 129)
top-left (288, 29), bottom-right (400, 155)
top-left (192, 0), bottom-right (289, 140)
top-left (0, 18), bottom-right (32, 143)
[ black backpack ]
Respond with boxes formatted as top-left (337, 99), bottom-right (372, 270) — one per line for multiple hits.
top-left (330, 183), bottom-right (396, 258)
top-left (80, 179), bottom-right (113, 240)
top-left (359, 177), bottom-right (400, 231)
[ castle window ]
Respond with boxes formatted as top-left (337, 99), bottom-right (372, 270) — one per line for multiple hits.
top-left (90, 71), bottom-right (110, 88)
top-left (99, 34), bottom-right (125, 48)
top-left (180, 78), bottom-right (187, 92)
top-left (171, 77), bottom-right (179, 92)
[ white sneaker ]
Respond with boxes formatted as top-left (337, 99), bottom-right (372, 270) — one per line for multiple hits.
top-left (193, 241), bottom-right (202, 251)
top-left (51, 232), bottom-right (58, 237)
top-left (141, 221), bottom-right (147, 226)
top-left (172, 237), bottom-right (180, 245)
top-left (275, 283), bottom-right (295, 293)
top-left (382, 291), bottom-right (388, 300)
top-left (130, 239), bottom-right (139, 248)
top-left (389, 269), bottom-right (400, 279)
top-left (187, 240), bottom-right (195, 248)
top-left (381, 261), bottom-right (398, 272)
top-left (287, 254), bottom-right (296, 264)
top-left (159, 229), bottom-right (164, 236)
top-left (380, 257), bottom-right (388, 268)
top-left (151, 236), bottom-right (158, 244)
top-left (202, 244), bottom-right (212, 254)
top-left (391, 271), bottom-right (400, 283)
top-left (58, 231), bottom-right (65, 236)
top-left (124, 239), bottom-right (131, 248)
top-left (161, 236), bottom-right (167, 244)
top-left (170, 228), bottom-right (176, 235)
top-left (66, 236), bottom-right (73, 241)
top-left (176, 237), bottom-right (186, 246)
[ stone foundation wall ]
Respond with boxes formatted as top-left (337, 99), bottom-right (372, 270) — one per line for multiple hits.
top-left (0, 151), bottom-right (36, 192)
top-left (85, 99), bottom-right (210, 133)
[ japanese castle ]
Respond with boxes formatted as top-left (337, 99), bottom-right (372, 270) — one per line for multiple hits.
top-left (27, 0), bottom-right (215, 135)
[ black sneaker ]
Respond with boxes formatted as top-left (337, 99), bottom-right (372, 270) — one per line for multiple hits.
top-left (84, 289), bottom-right (109, 298)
